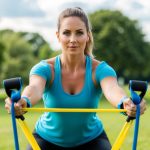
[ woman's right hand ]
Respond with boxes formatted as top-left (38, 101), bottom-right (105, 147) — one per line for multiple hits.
top-left (5, 97), bottom-right (27, 116)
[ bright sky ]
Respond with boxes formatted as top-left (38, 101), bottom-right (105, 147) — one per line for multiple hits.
top-left (0, 0), bottom-right (150, 49)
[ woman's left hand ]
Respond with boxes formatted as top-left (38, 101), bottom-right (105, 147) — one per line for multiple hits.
top-left (123, 98), bottom-right (147, 117)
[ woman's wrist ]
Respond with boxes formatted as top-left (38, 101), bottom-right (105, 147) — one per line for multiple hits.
top-left (117, 96), bottom-right (128, 109)
top-left (117, 96), bottom-right (129, 116)
top-left (21, 96), bottom-right (32, 108)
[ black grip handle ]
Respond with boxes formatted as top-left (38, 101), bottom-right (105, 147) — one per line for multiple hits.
top-left (3, 77), bottom-right (22, 97)
top-left (129, 80), bottom-right (148, 100)
top-left (16, 115), bottom-right (25, 121)
top-left (129, 80), bottom-right (147, 92)
top-left (3, 77), bottom-right (25, 120)
top-left (127, 80), bottom-right (148, 122)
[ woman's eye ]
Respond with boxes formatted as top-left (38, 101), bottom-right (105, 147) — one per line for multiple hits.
top-left (63, 31), bottom-right (70, 35)
top-left (76, 31), bottom-right (83, 35)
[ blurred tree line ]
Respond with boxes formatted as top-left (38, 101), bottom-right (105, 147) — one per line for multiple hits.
top-left (90, 10), bottom-right (150, 82)
top-left (0, 30), bottom-right (61, 87)
top-left (0, 9), bottom-right (150, 87)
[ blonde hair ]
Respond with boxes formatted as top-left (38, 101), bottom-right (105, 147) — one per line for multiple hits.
top-left (57, 7), bottom-right (94, 58)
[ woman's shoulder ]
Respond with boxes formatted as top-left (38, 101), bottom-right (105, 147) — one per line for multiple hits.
top-left (92, 58), bottom-right (117, 83)
top-left (91, 58), bottom-right (101, 71)
top-left (91, 58), bottom-right (110, 73)
top-left (45, 57), bottom-right (56, 69)
top-left (91, 58), bottom-right (109, 70)
top-left (44, 57), bottom-right (57, 82)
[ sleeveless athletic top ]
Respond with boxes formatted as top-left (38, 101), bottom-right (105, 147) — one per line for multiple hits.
top-left (30, 55), bottom-right (117, 147)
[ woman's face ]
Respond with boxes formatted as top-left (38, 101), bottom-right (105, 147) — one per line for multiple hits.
top-left (56, 16), bottom-right (89, 55)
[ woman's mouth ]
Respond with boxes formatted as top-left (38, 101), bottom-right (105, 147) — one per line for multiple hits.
top-left (68, 46), bottom-right (77, 48)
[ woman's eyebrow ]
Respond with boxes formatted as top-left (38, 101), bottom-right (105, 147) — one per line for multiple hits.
top-left (77, 29), bottom-right (84, 31)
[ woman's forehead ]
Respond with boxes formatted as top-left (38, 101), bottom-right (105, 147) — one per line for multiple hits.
top-left (59, 17), bottom-right (86, 30)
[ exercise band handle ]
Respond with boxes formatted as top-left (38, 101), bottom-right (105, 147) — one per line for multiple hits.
top-left (127, 80), bottom-right (148, 150)
top-left (3, 77), bottom-right (22, 98)
top-left (129, 80), bottom-right (148, 100)
top-left (3, 77), bottom-right (24, 120)
top-left (126, 80), bottom-right (148, 122)
top-left (3, 77), bottom-right (24, 150)
top-left (129, 80), bottom-right (148, 150)
top-left (129, 80), bottom-right (147, 92)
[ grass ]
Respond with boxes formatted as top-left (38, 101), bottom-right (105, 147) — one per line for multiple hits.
top-left (0, 95), bottom-right (150, 150)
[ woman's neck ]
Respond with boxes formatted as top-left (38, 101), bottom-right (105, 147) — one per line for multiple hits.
top-left (60, 54), bottom-right (86, 72)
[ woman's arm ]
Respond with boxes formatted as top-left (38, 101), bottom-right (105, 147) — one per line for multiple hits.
top-left (5, 75), bottom-right (46, 116)
top-left (100, 77), bottom-right (146, 117)
top-left (22, 75), bottom-right (46, 106)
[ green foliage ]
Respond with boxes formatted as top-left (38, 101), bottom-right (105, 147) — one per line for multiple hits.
top-left (0, 42), bottom-right (5, 65)
top-left (0, 29), bottom-right (55, 87)
top-left (39, 43), bottom-right (53, 59)
top-left (0, 32), bottom-right (35, 84)
top-left (0, 42), bottom-right (5, 81)
top-left (17, 32), bottom-right (48, 57)
top-left (51, 50), bottom-right (62, 57)
top-left (89, 10), bottom-right (150, 81)
top-left (0, 93), bottom-right (6, 101)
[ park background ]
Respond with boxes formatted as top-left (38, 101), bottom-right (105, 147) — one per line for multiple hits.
top-left (0, 0), bottom-right (150, 149)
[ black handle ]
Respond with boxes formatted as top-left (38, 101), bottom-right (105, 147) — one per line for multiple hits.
top-left (126, 80), bottom-right (148, 122)
top-left (129, 80), bottom-right (148, 99)
top-left (3, 77), bottom-right (22, 97)
top-left (3, 77), bottom-right (24, 120)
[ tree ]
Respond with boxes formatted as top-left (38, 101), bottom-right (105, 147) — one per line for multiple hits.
top-left (0, 42), bottom-right (5, 81)
top-left (0, 42), bottom-right (5, 66)
top-left (0, 29), bottom-right (55, 86)
top-left (89, 10), bottom-right (150, 80)
top-left (39, 43), bottom-right (53, 59)
top-left (1, 33), bottom-right (35, 85)
top-left (18, 32), bottom-right (48, 57)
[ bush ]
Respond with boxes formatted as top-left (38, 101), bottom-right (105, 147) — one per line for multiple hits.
top-left (0, 92), bottom-right (6, 101)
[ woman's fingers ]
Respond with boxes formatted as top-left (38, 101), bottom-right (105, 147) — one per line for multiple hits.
top-left (126, 105), bottom-right (137, 117)
top-left (13, 103), bottom-right (22, 116)
top-left (123, 98), bottom-right (147, 117)
top-left (5, 98), bottom-right (27, 116)
top-left (140, 99), bottom-right (147, 115)
top-left (5, 98), bottom-right (12, 113)
top-left (123, 99), bottom-right (137, 117)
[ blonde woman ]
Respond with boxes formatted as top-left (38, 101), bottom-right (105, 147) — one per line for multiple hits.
top-left (5, 7), bottom-right (146, 150)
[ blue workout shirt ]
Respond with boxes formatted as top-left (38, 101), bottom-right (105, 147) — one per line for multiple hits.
top-left (30, 55), bottom-right (117, 147)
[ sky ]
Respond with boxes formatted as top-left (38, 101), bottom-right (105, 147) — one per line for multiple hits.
top-left (0, 0), bottom-right (150, 49)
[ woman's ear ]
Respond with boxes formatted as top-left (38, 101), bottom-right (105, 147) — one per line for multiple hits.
top-left (56, 31), bottom-right (60, 42)
top-left (87, 32), bottom-right (90, 42)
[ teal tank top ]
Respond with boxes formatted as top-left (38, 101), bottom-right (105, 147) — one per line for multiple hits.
top-left (30, 55), bottom-right (116, 147)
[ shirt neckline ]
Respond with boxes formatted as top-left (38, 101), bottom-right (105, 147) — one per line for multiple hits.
top-left (58, 55), bottom-right (89, 97)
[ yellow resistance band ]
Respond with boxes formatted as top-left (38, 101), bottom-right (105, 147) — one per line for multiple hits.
top-left (22, 108), bottom-right (127, 113)
top-left (112, 120), bottom-right (133, 150)
top-left (17, 119), bottom-right (41, 150)
top-left (19, 108), bottom-right (127, 150)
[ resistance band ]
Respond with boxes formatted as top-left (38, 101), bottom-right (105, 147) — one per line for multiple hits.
top-left (22, 108), bottom-right (126, 113)
top-left (17, 119), bottom-right (41, 150)
top-left (3, 78), bottom-right (22, 150)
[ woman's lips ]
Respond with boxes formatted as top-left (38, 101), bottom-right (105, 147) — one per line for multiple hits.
top-left (68, 46), bottom-right (78, 48)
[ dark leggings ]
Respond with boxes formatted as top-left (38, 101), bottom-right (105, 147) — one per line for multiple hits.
top-left (27, 130), bottom-right (112, 150)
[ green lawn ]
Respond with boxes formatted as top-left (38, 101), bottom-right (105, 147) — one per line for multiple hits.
top-left (0, 98), bottom-right (150, 150)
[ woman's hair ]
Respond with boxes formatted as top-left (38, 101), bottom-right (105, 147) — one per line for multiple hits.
top-left (57, 7), bottom-right (94, 58)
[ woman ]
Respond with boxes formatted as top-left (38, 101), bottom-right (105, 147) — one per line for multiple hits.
top-left (5, 7), bottom-right (146, 150)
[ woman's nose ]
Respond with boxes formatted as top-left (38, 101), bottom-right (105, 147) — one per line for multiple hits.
top-left (70, 35), bottom-right (77, 43)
